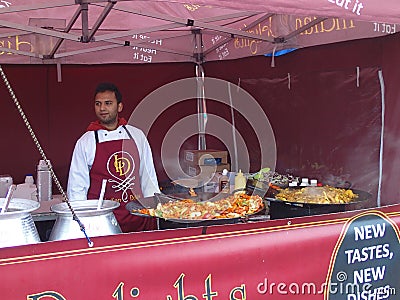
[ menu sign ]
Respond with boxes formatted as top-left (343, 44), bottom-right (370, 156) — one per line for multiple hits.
top-left (326, 212), bottom-right (400, 299)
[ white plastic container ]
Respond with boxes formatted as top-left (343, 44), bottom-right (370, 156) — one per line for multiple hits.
top-left (13, 175), bottom-right (37, 201)
top-left (300, 178), bottom-right (309, 187)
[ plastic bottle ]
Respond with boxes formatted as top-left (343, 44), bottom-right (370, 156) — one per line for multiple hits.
top-left (234, 169), bottom-right (246, 192)
top-left (37, 160), bottom-right (52, 201)
top-left (219, 169), bottom-right (230, 193)
top-left (25, 175), bottom-right (34, 184)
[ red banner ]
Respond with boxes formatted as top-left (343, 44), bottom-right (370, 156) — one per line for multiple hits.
top-left (0, 205), bottom-right (399, 299)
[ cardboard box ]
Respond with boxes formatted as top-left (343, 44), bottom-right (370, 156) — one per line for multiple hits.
top-left (184, 150), bottom-right (228, 166)
top-left (184, 163), bottom-right (230, 177)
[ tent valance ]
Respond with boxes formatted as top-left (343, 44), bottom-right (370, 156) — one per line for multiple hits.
top-left (0, 0), bottom-right (398, 64)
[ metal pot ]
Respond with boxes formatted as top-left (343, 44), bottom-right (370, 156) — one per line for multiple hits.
top-left (49, 200), bottom-right (121, 241)
top-left (0, 198), bottom-right (41, 248)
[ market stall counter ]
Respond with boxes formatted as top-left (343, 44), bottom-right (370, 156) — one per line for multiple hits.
top-left (1, 203), bottom-right (399, 299)
top-left (32, 191), bottom-right (271, 241)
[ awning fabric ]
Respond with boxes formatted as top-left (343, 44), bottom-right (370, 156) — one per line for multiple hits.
top-left (0, 0), bottom-right (398, 64)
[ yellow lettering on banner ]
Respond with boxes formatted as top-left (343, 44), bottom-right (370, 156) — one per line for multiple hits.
top-left (0, 35), bottom-right (33, 55)
top-left (229, 284), bottom-right (246, 300)
top-left (16, 35), bottom-right (32, 51)
top-left (296, 17), bottom-right (355, 35)
top-left (203, 274), bottom-right (218, 299)
top-left (112, 282), bottom-right (124, 300)
top-left (167, 273), bottom-right (218, 300)
top-left (27, 291), bottom-right (66, 300)
top-left (304, 17), bottom-right (314, 35)
top-left (184, 4), bottom-right (201, 12)
top-left (172, 273), bottom-right (198, 300)
top-left (234, 18), bottom-right (276, 55)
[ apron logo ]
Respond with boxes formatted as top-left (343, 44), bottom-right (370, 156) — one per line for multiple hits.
top-left (113, 153), bottom-right (131, 176)
top-left (107, 151), bottom-right (136, 202)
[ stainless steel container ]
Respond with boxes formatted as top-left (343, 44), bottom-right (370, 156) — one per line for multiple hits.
top-left (0, 198), bottom-right (41, 248)
top-left (37, 160), bottom-right (52, 201)
top-left (49, 200), bottom-right (121, 241)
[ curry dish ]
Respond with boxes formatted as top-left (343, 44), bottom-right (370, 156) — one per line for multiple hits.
top-left (133, 194), bottom-right (264, 220)
top-left (274, 186), bottom-right (358, 204)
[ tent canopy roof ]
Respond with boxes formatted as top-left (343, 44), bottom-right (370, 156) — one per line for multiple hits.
top-left (0, 0), bottom-right (398, 64)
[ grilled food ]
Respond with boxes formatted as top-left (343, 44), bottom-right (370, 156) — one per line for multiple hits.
top-left (133, 194), bottom-right (264, 220)
top-left (274, 186), bottom-right (358, 204)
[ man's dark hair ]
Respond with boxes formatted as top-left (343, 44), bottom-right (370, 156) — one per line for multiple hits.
top-left (95, 82), bottom-right (122, 103)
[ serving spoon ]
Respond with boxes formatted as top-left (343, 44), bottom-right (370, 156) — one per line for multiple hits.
top-left (1, 184), bottom-right (16, 214)
top-left (97, 179), bottom-right (107, 210)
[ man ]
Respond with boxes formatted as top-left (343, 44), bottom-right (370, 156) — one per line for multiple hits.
top-left (67, 82), bottom-right (160, 232)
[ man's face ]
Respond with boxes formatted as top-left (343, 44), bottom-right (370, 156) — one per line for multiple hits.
top-left (94, 90), bottom-right (123, 130)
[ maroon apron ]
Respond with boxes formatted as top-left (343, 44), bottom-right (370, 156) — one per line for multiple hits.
top-left (87, 128), bottom-right (157, 232)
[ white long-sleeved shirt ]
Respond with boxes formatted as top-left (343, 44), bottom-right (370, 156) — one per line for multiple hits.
top-left (67, 125), bottom-right (160, 200)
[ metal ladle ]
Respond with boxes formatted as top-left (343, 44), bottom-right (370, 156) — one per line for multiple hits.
top-left (1, 184), bottom-right (16, 214)
top-left (97, 179), bottom-right (107, 210)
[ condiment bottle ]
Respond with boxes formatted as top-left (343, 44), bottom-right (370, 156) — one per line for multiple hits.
top-left (219, 169), bottom-right (230, 193)
top-left (234, 169), bottom-right (246, 192)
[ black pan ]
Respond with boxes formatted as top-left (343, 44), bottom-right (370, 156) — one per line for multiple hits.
top-left (266, 187), bottom-right (372, 220)
top-left (126, 192), bottom-right (266, 227)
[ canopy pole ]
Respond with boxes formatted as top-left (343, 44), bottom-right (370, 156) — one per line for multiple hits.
top-left (194, 29), bottom-right (206, 150)
top-left (377, 69), bottom-right (385, 207)
top-left (228, 82), bottom-right (238, 172)
top-left (195, 63), bottom-right (206, 150)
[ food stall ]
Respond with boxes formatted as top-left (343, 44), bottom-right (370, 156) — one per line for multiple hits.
top-left (1, 1), bottom-right (400, 299)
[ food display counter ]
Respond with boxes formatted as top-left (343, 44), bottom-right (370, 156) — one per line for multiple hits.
top-left (0, 199), bottom-right (399, 299)
top-left (31, 193), bottom-right (271, 240)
